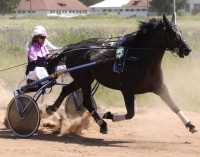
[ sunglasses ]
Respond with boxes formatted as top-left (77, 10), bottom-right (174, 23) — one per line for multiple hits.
top-left (38, 36), bottom-right (46, 39)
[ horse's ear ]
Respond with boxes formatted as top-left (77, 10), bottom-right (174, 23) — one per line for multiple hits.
top-left (163, 14), bottom-right (171, 27)
top-left (171, 13), bottom-right (176, 25)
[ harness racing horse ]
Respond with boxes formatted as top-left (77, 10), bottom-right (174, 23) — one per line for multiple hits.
top-left (46, 14), bottom-right (198, 134)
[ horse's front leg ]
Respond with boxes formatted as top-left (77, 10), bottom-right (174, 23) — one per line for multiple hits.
top-left (155, 84), bottom-right (198, 133)
top-left (103, 90), bottom-right (135, 122)
top-left (81, 86), bottom-right (108, 134)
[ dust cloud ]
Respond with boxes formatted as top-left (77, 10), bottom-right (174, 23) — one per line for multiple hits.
top-left (0, 80), bottom-right (13, 109)
top-left (0, 78), bottom-right (94, 135)
top-left (39, 102), bottom-right (94, 136)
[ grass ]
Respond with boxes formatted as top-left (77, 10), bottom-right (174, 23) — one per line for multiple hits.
top-left (0, 14), bottom-right (200, 111)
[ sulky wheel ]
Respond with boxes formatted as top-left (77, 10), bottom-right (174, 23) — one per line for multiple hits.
top-left (7, 95), bottom-right (41, 138)
top-left (64, 90), bottom-right (97, 127)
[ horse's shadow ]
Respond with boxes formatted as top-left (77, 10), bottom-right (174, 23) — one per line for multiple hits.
top-left (0, 127), bottom-right (189, 147)
top-left (0, 128), bottom-right (130, 147)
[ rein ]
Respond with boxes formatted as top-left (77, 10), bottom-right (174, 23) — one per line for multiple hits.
top-left (54, 46), bottom-right (167, 56)
top-left (0, 25), bottom-right (180, 72)
top-left (0, 63), bottom-right (27, 72)
top-left (58, 24), bottom-right (181, 57)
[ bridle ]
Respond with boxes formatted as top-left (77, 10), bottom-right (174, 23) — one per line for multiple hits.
top-left (162, 24), bottom-right (186, 56)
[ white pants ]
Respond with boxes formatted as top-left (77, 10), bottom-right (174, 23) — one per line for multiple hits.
top-left (26, 66), bottom-right (72, 84)
top-left (26, 67), bottom-right (49, 84)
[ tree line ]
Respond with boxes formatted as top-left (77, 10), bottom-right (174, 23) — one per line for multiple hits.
top-left (0, 0), bottom-right (20, 14)
top-left (0, 0), bottom-right (187, 15)
top-left (149, 0), bottom-right (187, 15)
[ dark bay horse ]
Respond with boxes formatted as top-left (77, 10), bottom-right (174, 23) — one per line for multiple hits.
top-left (46, 14), bottom-right (198, 134)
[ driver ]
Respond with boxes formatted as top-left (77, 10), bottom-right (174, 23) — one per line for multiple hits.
top-left (25, 26), bottom-right (69, 84)
top-left (26, 27), bottom-right (51, 83)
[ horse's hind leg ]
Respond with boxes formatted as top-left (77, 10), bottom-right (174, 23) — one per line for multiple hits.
top-left (46, 81), bottom-right (80, 115)
top-left (156, 84), bottom-right (199, 133)
top-left (103, 90), bottom-right (135, 122)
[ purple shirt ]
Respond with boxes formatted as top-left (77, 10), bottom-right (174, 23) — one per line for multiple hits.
top-left (27, 42), bottom-right (50, 61)
top-left (26, 42), bottom-right (50, 75)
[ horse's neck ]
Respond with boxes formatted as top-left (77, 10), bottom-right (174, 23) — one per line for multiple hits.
top-left (139, 29), bottom-right (165, 62)
top-left (131, 41), bottom-right (165, 69)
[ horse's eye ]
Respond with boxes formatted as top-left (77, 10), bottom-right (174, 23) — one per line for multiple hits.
top-left (175, 34), bottom-right (181, 40)
top-left (142, 29), bottom-right (147, 34)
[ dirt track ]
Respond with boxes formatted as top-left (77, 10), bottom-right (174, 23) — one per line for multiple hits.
top-left (0, 107), bottom-right (200, 157)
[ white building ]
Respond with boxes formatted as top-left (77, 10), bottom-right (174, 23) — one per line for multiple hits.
top-left (89, 0), bottom-right (151, 17)
top-left (185, 0), bottom-right (200, 15)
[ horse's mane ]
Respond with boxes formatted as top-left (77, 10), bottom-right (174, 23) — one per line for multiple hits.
top-left (122, 18), bottom-right (163, 47)
top-left (137, 18), bottom-right (163, 34)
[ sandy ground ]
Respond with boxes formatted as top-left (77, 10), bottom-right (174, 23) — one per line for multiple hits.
top-left (0, 105), bottom-right (200, 157)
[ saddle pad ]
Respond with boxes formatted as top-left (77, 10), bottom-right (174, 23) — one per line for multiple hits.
top-left (113, 48), bottom-right (128, 73)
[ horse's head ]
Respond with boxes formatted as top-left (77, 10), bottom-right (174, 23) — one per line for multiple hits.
top-left (163, 14), bottom-right (191, 58)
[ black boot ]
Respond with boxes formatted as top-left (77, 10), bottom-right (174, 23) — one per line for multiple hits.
top-left (91, 110), bottom-right (108, 134)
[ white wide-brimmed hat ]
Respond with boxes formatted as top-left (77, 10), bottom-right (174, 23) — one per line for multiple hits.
top-left (31, 26), bottom-right (48, 38)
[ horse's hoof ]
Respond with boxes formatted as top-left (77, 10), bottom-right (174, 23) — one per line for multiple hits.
top-left (102, 111), bottom-right (113, 120)
top-left (190, 127), bottom-right (199, 133)
top-left (46, 106), bottom-right (54, 115)
top-left (102, 112), bottom-right (110, 119)
top-left (100, 121), bottom-right (108, 134)
top-left (186, 122), bottom-right (199, 133)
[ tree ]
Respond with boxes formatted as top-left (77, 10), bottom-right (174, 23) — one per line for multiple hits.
top-left (150, 0), bottom-right (187, 15)
top-left (0, 0), bottom-right (6, 14)
top-left (79, 0), bottom-right (102, 6)
top-left (176, 0), bottom-right (187, 11)
top-left (0, 0), bottom-right (20, 14)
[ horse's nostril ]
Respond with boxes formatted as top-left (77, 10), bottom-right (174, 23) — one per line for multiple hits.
top-left (183, 49), bottom-right (190, 56)
top-left (186, 48), bottom-right (191, 53)
top-left (184, 47), bottom-right (191, 53)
